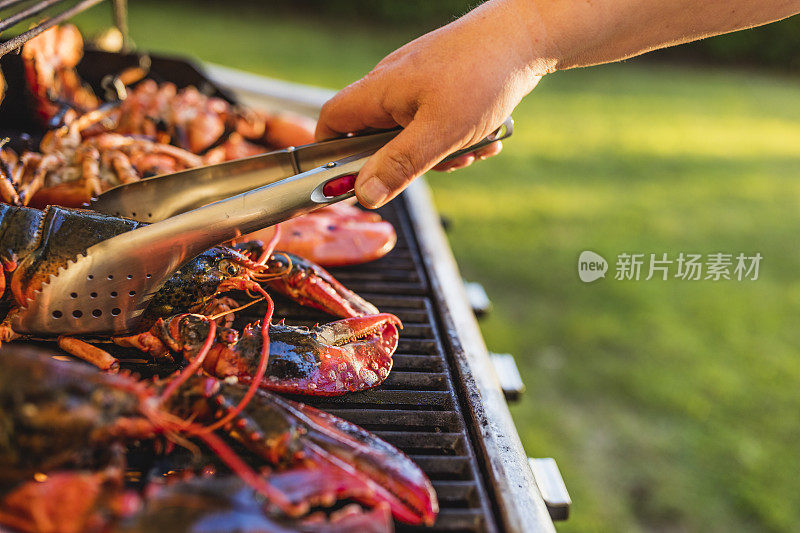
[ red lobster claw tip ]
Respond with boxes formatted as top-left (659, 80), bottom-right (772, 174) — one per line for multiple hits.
top-left (265, 313), bottom-right (401, 396)
top-left (315, 313), bottom-right (403, 341)
top-left (285, 400), bottom-right (438, 526)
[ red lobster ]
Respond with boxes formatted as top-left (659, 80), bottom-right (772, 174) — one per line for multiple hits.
top-left (0, 346), bottom-right (438, 531)
top-left (0, 203), bottom-right (399, 394)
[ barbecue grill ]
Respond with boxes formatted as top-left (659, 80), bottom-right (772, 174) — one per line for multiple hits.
top-left (0, 2), bottom-right (570, 531)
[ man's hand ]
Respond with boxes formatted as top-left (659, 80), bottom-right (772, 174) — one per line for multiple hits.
top-left (317, 0), bottom-right (800, 208)
top-left (315, 0), bottom-right (546, 208)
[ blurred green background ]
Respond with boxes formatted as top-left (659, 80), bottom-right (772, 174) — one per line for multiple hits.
top-left (71, 1), bottom-right (800, 531)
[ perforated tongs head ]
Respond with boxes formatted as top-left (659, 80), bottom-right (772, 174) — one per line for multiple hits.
top-left (12, 119), bottom-right (513, 336)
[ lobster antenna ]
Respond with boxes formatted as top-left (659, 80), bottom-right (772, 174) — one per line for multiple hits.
top-left (164, 429), bottom-right (201, 458)
top-left (208, 296), bottom-right (265, 321)
top-left (256, 223), bottom-right (281, 265)
top-left (194, 288), bottom-right (274, 434)
top-left (250, 252), bottom-right (293, 282)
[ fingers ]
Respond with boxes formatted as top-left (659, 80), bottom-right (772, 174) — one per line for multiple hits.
top-left (315, 79), bottom-right (401, 141)
top-left (474, 139), bottom-right (503, 160)
top-left (432, 140), bottom-right (503, 172)
top-left (432, 153), bottom-right (475, 172)
top-left (355, 118), bottom-right (456, 208)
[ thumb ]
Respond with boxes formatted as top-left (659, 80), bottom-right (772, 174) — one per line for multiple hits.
top-left (355, 118), bottom-right (457, 208)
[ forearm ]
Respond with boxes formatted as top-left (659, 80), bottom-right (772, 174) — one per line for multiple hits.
top-left (503, 0), bottom-right (800, 73)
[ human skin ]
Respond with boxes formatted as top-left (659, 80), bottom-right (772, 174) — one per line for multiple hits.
top-left (316, 0), bottom-right (800, 208)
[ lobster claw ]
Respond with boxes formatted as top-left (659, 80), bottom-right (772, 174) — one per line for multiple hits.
top-left (284, 400), bottom-right (438, 526)
top-left (260, 313), bottom-right (401, 395)
top-left (152, 313), bottom-right (401, 395)
top-left (250, 249), bottom-right (378, 318)
top-left (198, 313), bottom-right (401, 396)
top-left (213, 386), bottom-right (438, 526)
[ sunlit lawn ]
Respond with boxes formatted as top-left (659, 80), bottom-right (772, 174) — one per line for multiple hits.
top-left (73, 3), bottom-right (800, 531)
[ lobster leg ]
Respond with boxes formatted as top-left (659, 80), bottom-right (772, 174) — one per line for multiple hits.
top-left (111, 331), bottom-right (169, 361)
top-left (18, 153), bottom-right (63, 206)
top-left (0, 152), bottom-right (20, 206)
top-left (74, 144), bottom-right (102, 197)
top-left (192, 296), bottom-right (239, 328)
top-left (0, 319), bottom-right (19, 343)
top-left (106, 150), bottom-right (140, 185)
top-left (56, 336), bottom-right (120, 372)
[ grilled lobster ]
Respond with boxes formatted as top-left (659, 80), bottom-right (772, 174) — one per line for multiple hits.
top-left (117, 312), bottom-right (400, 396)
top-left (0, 346), bottom-right (438, 531)
top-left (0, 203), bottom-right (399, 394)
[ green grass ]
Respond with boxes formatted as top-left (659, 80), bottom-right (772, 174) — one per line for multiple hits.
top-left (73, 3), bottom-right (800, 531)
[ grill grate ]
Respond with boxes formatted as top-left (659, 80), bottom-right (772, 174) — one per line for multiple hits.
top-left (264, 198), bottom-right (500, 532)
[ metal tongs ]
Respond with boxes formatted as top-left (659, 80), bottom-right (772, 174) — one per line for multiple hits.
top-left (12, 118), bottom-right (513, 336)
